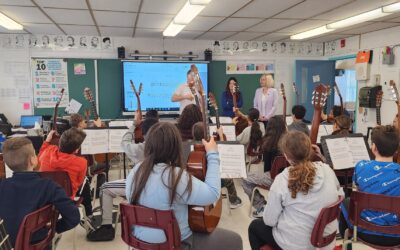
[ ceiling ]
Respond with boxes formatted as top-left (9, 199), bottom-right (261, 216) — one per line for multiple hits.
top-left (1, 0), bottom-right (400, 42)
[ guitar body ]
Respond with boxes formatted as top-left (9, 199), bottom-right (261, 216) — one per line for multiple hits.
top-left (187, 145), bottom-right (222, 233)
top-left (0, 154), bottom-right (5, 179)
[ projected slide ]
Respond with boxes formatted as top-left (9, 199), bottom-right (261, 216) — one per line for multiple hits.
top-left (123, 62), bottom-right (208, 112)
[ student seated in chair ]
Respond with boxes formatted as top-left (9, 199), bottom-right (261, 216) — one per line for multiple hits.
top-left (126, 122), bottom-right (242, 250)
top-left (0, 137), bottom-right (80, 247)
top-left (339, 125), bottom-right (400, 247)
top-left (287, 105), bottom-right (309, 135)
top-left (248, 131), bottom-right (343, 250)
top-left (87, 112), bottom-right (159, 242)
top-left (176, 104), bottom-right (203, 141)
top-left (332, 115), bottom-right (352, 136)
top-left (234, 108), bottom-right (265, 150)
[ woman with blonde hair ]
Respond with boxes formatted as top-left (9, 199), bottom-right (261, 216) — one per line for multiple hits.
top-left (253, 74), bottom-right (278, 128)
top-left (248, 131), bottom-right (343, 250)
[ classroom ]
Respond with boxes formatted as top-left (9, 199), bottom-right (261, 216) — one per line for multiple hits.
top-left (0, 0), bottom-right (400, 250)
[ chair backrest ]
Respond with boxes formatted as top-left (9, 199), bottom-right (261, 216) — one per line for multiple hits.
top-left (38, 171), bottom-right (73, 197)
top-left (349, 191), bottom-right (400, 235)
top-left (0, 218), bottom-right (12, 250)
top-left (311, 196), bottom-right (344, 248)
top-left (14, 205), bottom-right (59, 250)
top-left (270, 155), bottom-right (288, 179)
top-left (120, 203), bottom-right (181, 250)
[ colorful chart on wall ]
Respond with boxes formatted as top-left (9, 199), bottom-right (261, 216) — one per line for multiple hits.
top-left (226, 60), bottom-right (274, 74)
top-left (32, 58), bottom-right (69, 108)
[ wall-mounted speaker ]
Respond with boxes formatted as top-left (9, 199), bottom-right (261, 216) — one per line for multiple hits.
top-left (118, 46), bottom-right (125, 59)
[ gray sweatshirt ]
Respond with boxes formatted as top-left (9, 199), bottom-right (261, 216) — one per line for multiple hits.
top-left (121, 125), bottom-right (145, 164)
top-left (287, 120), bottom-right (310, 136)
top-left (263, 162), bottom-right (344, 250)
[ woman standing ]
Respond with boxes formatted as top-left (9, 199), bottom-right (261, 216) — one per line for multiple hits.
top-left (221, 77), bottom-right (243, 117)
top-left (253, 74), bottom-right (278, 127)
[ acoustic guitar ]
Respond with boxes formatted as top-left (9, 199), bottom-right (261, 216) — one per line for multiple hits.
top-left (310, 84), bottom-right (329, 145)
top-left (0, 154), bottom-right (5, 180)
top-left (187, 64), bottom-right (222, 233)
top-left (389, 81), bottom-right (400, 163)
top-left (280, 83), bottom-right (287, 125)
top-left (208, 92), bottom-right (227, 141)
top-left (375, 89), bottom-right (383, 126)
top-left (232, 84), bottom-right (248, 136)
top-left (130, 80), bottom-right (144, 143)
top-left (0, 218), bottom-right (12, 250)
top-left (49, 88), bottom-right (64, 145)
top-left (188, 77), bottom-right (200, 106)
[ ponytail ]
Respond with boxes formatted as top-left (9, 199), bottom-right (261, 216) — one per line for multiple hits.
top-left (288, 161), bottom-right (316, 198)
top-left (250, 121), bottom-right (262, 149)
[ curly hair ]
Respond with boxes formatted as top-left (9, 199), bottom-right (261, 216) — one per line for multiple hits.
top-left (177, 104), bottom-right (202, 131)
top-left (279, 131), bottom-right (316, 199)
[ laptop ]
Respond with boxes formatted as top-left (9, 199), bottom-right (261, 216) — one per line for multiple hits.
top-left (20, 115), bottom-right (43, 129)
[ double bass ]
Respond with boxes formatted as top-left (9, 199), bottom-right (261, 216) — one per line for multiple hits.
top-left (232, 84), bottom-right (248, 136)
top-left (129, 80), bottom-right (144, 143)
top-left (49, 88), bottom-right (65, 145)
top-left (187, 65), bottom-right (222, 233)
top-left (279, 83), bottom-right (287, 125)
top-left (208, 92), bottom-right (227, 141)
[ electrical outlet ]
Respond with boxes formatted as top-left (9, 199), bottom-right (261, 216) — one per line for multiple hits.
top-left (374, 74), bottom-right (381, 86)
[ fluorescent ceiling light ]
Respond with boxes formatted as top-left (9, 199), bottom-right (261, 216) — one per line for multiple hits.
top-left (0, 12), bottom-right (23, 30)
top-left (382, 2), bottom-right (400, 13)
top-left (190, 0), bottom-right (212, 4)
top-left (174, 1), bottom-right (206, 24)
top-left (290, 26), bottom-right (334, 40)
top-left (163, 21), bottom-right (186, 37)
top-left (327, 8), bottom-right (389, 29)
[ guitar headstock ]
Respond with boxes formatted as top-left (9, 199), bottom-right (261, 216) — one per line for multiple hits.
top-left (84, 87), bottom-right (94, 102)
top-left (208, 92), bottom-right (218, 110)
top-left (376, 89), bottom-right (383, 108)
top-left (389, 80), bottom-right (400, 104)
top-left (56, 88), bottom-right (65, 105)
top-left (190, 64), bottom-right (204, 95)
top-left (292, 82), bottom-right (298, 96)
top-left (280, 83), bottom-right (286, 101)
top-left (130, 80), bottom-right (143, 98)
top-left (311, 84), bottom-right (329, 110)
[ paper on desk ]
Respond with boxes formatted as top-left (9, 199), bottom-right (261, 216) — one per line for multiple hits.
top-left (65, 99), bottom-right (82, 114)
top-left (218, 144), bottom-right (246, 178)
top-left (209, 125), bottom-right (236, 141)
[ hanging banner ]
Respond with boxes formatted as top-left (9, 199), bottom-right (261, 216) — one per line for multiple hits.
top-left (32, 58), bottom-right (69, 108)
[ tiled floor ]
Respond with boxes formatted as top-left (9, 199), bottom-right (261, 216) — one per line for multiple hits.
top-left (56, 162), bottom-right (374, 250)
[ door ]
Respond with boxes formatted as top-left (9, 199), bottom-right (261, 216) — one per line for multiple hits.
top-left (295, 60), bottom-right (336, 122)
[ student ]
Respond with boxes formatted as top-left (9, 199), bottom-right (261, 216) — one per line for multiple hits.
top-left (221, 77), bottom-right (243, 117)
top-left (0, 138), bottom-right (80, 247)
top-left (253, 74), bottom-right (278, 128)
top-left (248, 131), bottom-right (343, 250)
top-left (176, 104), bottom-right (203, 141)
top-left (69, 113), bottom-right (87, 129)
top-left (171, 69), bottom-right (201, 114)
top-left (340, 125), bottom-right (400, 247)
top-left (287, 105), bottom-right (309, 135)
top-left (126, 122), bottom-right (242, 249)
top-left (87, 113), bottom-right (159, 241)
top-left (236, 108), bottom-right (265, 151)
top-left (242, 116), bottom-right (286, 217)
top-left (332, 115), bottom-right (352, 136)
top-left (183, 122), bottom-right (243, 209)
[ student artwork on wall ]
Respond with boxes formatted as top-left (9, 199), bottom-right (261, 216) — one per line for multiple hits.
top-left (226, 60), bottom-right (274, 74)
top-left (213, 40), bottom-right (323, 56)
top-left (0, 34), bottom-right (113, 50)
top-left (32, 58), bottom-right (69, 108)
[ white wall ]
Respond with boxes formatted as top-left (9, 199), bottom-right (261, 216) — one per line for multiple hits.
top-left (0, 34), bottom-right (323, 124)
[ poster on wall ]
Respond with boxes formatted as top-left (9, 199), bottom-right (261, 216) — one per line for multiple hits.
top-left (226, 60), bottom-right (274, 74)
top-left (32, 58), bottom-right (69, 108)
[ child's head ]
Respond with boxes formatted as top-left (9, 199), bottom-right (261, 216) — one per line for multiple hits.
top-left (142, 118), bottom-right (158, 136)
top-left (192, 122), bottom-right (205, 141)
top-left (70, 113), bottom-right (86, 129)
top-left (247, 108), bottom-right (260, 123)
top-left (59, 128), bottom-right (86, 154)
top-left (333, 115), bottom-right (351, 135)
top-left (331, 105), bottom-right (343, 118)
top-left (178, 104), bottom-right (202, 130)
top-left (291, 105), bottom-right (306, 120)
top-left (262, 115), bottom-right (287, 152)
top-left (145, 110), bottom-right (159, 120)
top-left (3, 138), bottom-right (37, 172)
top-left (371, 125), bottom-right (399, 158)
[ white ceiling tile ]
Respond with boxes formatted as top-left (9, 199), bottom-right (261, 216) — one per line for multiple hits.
top-left (233, 0), bottom-right (304, 18)
top-left (134, 28), bottom-right (163, 38)
top-left (136, 13), bottom-right (173, 29)
top-left (313, 0), bottom-right (400, 21)
top-left (89, 0), bottom-right (140, 12)
top-left (94, 11), bottom-right (136, 27)
top-left (0, 26), bottom-right (27, 33)
top-left (335, 22), bottom-right (400, 35)
top-left (248, 18), bottom-right (301, 32)
top-left (99, 26), bottom-right (133, 36)
top-left (226, 32), bottom-right (264, 41)
top-left (22, 23), bottom-right (64, 35)
top-left (0, 6), bottom-right (51, 23)
top-left (45, 9), bottom-right (93, 25)
top-left (0, 0), bottom-right (33, 6)
top-left (35, 0), bottom-right (87, 9)
top-left (176, 30), bottom-right (204, 39)
top-left (254, 32), bottom-right (291, 42)
top-left (197, 31), bottom-right (236, 40)
top-left (60, 25), bottom-right (98, 36)
top-left (277, 20), bottom-right (328, 33)
top-left (211, 18), bottom-right (262, 32)
top-left (141, 0), bottom-right (187, 15)
top-left (184, 16), bottom-right (224, 31)
top-left (201, 0), bottom-right (251, 17)
top-left (275, 0), bottom-right (354, 19)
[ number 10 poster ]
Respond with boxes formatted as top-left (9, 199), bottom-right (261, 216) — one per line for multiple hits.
top-left (32, 58), bottom-right (69, 108)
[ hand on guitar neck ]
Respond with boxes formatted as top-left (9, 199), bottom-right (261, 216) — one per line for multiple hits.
top-left (46, 130), bottom-right (57, 143)
top-left (134, 110), bottom-right (143, 126)
top-left (93, 118), bottom-right (102, 128)
top-left (203, 135), bottom-right (217, 152)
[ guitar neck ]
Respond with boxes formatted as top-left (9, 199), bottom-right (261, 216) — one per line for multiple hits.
top-left (215, 108), bottom-right (221, 129)
top-left (283, 99), bottom-right (287, 125)
top-left (52, 105), bottom-right (59, 130)
top-left (90, 101), bottom-right (99, 120)
top-left (310, 110), bottom-right (322, 144)
top-left (200, 94), bottom-right (209, 140)
top-left (376, 107), bottom-right (381, 125)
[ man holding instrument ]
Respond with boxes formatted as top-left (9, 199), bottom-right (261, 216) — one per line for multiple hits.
top-left (171, 69), bottom-right (201, 114)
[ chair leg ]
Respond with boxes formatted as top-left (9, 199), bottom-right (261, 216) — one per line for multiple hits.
top-left (114, 204), bottom-right (121, 232)
top-left (91, 174), bottom-right (98, 209)
top-left (249, 187), bottom-right (258, 217)
top-left (73, 227), bottom-right (77, 250)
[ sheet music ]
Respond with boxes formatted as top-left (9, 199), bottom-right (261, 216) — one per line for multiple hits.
top-left (108, 129), bottom-right (128, 153)
top-left (218, 144), bottom-right (247, 178)
top-left (347, 137), bottom-right (370, 163)
top-left (108, 120), bottom-right (133, 128)
top-left (81, 129), bottom-right (109, 154)
top-left (209, 125), bottom-right (236, 141)
top-left (210, 116), bottom-right (232, 124)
